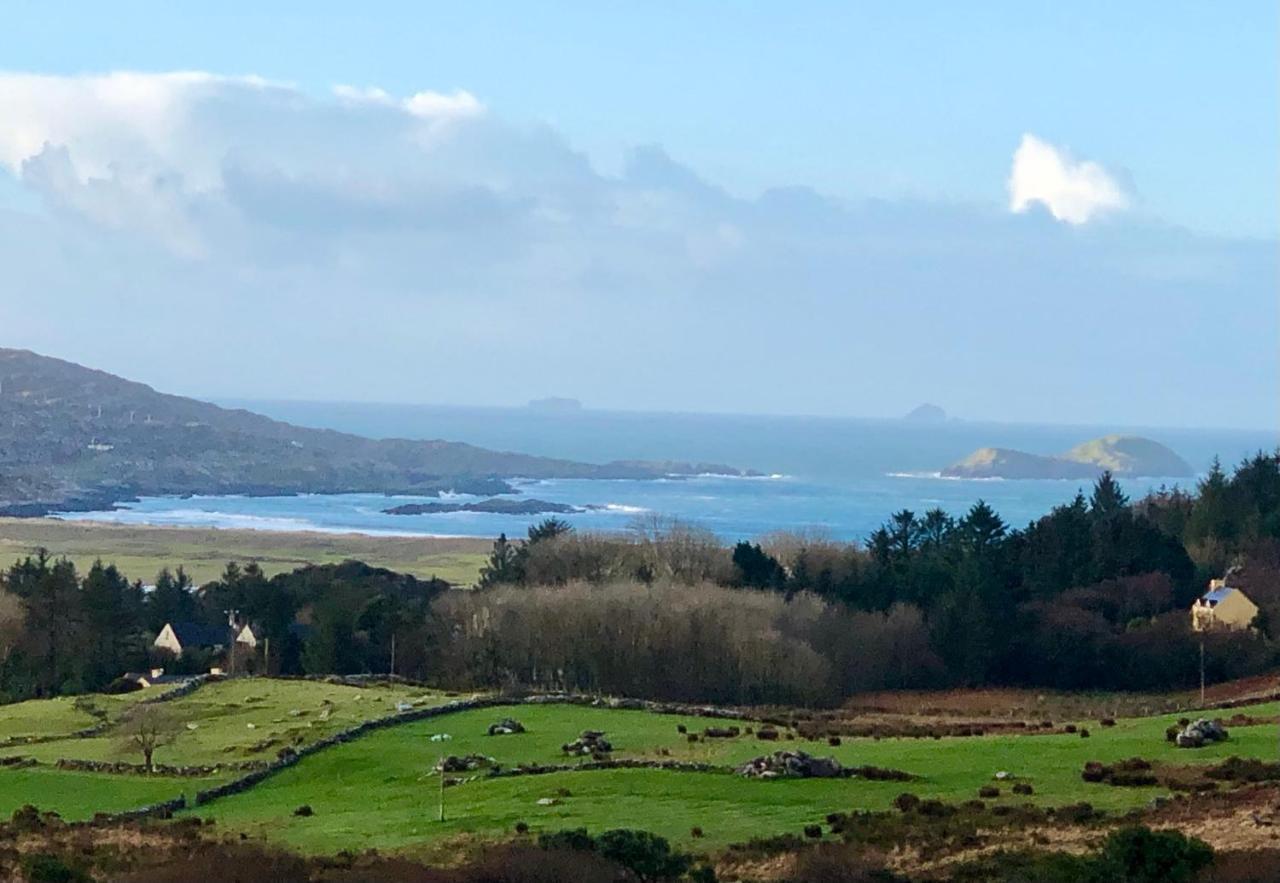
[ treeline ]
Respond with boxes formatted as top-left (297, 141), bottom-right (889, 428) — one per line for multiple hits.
top-left (470, 454), bottom-right (1280, 696)
top-left (0, 556), bottom-right (447, 699)
top-left (2, 452), bottom-right (1277, 705)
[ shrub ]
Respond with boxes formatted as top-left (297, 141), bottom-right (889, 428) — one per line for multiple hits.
top-left (892, 793), bottom-right (920, 813)
top-left (292, 805), bottom-right (313, 817)
top-left (1100, 718), bottom-right (1116, 727)
top-left (690, 826), bottom-right (703, 838)
top-left (1079, 728), bottom-right (1090, 738)
top-left (804, 824), bottom-right (823, 839)
top-left (1096, 826), bottom-right (1213, 883)
top-left (595, 829), bottom-right (692, 881)
top-left (828, 736), bottom-right (842, 747)
top-left (677, 724), bottom-right (687, 734)
top-left (1012, 783), bottom-right (1034, 796)
top-left (978, 786), bottom-right (1000, 799)
top-left (19, 854), bottom-right (93, 883)
top-left (514, 821), bottom-right (529, 834)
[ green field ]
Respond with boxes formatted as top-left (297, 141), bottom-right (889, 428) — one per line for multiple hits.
top-left (1, 679), bottom-right (1276, 854)
top-left (3, 679), bottom-right (461, 768)
top-left (189, 699), bottom-right (1280, 852)
top-left (0, 517), bottom-right (491, 586)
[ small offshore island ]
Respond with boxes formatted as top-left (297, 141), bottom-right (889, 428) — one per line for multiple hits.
top-left (942, 434), bottom-right (1194, 480)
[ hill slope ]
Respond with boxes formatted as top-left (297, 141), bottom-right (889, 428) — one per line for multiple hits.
top-left (0, 349), bottom-right (746, 514)
top-left (942, 434), bottom-right (1193, 480)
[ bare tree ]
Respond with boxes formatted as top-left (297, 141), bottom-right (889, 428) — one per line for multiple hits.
top-left (119, 706), bottom-right (176, 772)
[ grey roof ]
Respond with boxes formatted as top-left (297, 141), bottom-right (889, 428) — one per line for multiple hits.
top-left (1202, 587), bottom-right (1238, 606)
top-left (166, 621), bottom-right (231, 648)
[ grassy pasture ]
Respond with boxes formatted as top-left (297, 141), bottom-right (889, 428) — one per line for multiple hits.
top-left (1, 679), bottom-right (1278, 851)
top-left (190, 700), bottom-right (1280, 852)
top-left (0, 518), bottom-right (490, 586)
top-left (7, 679), bottom-right (460, 768)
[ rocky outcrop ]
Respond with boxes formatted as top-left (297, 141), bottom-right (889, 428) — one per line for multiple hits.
top-left (562, 730), bottom-right (613, 757)
top-left (487, 718), bottom-right (525, 736)
top-left (1175, 718), bottom-right (1229, 749)
top-left (942, 435), bottom-right (1193, 480)
top-left (737, 750), bottom-right (843, 779)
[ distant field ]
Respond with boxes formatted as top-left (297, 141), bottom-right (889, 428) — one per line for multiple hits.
top-left (3, 678), bottom-right (463, 767)
top-left (0, 517), bottom-right (491, 586)
top-left (4, 677), bottom-right (1279, 854)
top-left (191, 696), bottom-right (1280, 852)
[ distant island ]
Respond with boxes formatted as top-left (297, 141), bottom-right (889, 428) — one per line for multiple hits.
top-left (942, 434), bottom-right (1194, 480)
top-left (527, 396), bottom-right (583, 414)
top-left (0, 349), bottom-right (756, 516)
top-left (903, 403), bottom-right (947, 423)
top-left (384, 498), bottom-right (580, 516)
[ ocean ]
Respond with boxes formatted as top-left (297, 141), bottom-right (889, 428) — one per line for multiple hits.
top-left (62, 402), bottom-right (1278, 543)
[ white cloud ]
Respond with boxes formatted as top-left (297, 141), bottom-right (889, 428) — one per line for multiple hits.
top-left (0, 72), bottom-right (1270, 426)
top-left (1007, 133), bottom-right (1129, 224)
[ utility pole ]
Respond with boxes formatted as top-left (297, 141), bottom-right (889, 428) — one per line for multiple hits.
top-left (1200, 637), bottom-right (1206, 705)
top-left (263, 637), bottom-right (270, 676)
top-left (390, 632), bottom-right (396, 678)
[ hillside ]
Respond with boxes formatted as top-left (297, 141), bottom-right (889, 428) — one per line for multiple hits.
top-left (0, 349), bottom-right (749, 515)
top-left (942, 434), bottom-right (1194, 480)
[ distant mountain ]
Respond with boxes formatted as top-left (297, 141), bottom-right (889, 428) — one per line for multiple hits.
top-left (0, 349), bottom-right (752, 515)
top-left (903, 403), bottom-right (947, 423)
top-left (942, 435), bottom-right (1194, 480)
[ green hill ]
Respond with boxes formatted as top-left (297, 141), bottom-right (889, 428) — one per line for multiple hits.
top-left (0, 349), bottom-right (749, 514)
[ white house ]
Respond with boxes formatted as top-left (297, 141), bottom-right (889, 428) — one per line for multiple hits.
top-left (1191, 579), bottom-right (1259, 632)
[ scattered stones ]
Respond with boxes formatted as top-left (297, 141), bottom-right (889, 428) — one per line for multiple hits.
top-left (536, 797), bottom-right (559, 806)
top-left (487, 718), bottom-right (526, 736)
top-left (737, 750), bottom-right (843, 779)
top-left (437, 754), bottom-right (496, 773)
top-left (562, 730), bottom-right (612, 757)
top-left (1175, 718), bottom-right (1229, 749)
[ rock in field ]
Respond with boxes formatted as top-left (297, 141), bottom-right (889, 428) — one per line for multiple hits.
top-left (737, 750), bottom-right (843, 779)
top-left (488, 718), bottom-right (526, 736)
top-left (1175, 718), bottom-right (1229, 749)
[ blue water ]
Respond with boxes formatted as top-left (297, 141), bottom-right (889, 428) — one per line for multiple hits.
top-left (62, 404), bottom-right (1278, 542)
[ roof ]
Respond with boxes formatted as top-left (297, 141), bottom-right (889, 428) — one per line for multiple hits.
top-left (1201, 586), bottom-right (1251, 607)
top-left (164, 621), bottom-right (231, 648)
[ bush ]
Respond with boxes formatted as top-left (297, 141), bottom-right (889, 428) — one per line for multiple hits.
top-left (892, 793), bottom-right (920, 813)
top-left (595, 829), bottom-right (692, 881)
top-left (514, 821), bottom-right (529, 834)
top-left (978, 786), bottom-right (1000, 799)
top-left (19, 854), bottom-right (94, 883)
top-left (1096, 826), bottom-right (1213, 883)
top-left (804, 824), bottom-right (823, 839)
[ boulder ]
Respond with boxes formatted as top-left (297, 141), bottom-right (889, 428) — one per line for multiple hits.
top-left (488, 718), bottom-right (526, 736)
top-left (1175, 718), bottom-right (1229, 749)
top-left (562, 730), bottom-right (613, 757)
top-left (437, 754), bottom-right (496, 773)
top-left (737, 750), bottom-right (843, 779)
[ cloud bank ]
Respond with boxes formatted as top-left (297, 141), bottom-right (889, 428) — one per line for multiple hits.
top-left (1008, 133), bottom-right (1130, 224)
top-left (0, 72), bottom-right (1273, 428)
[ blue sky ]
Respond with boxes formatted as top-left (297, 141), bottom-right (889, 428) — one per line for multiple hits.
top-left (5, 1), bottom-right (1275, 237)
top-left (0, 3), bottom-right (1275, 428)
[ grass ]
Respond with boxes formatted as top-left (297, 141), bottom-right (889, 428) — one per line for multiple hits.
top-left (11, 679), bottom-right (463, 768)
top-left (4, 680), bottom-right (1278, 848)
top-left (189, 699), bottom-right (1280, 852)
top-left (0, 767), bottom-right (212, 820)
top-left (0, 517), bottom-right (491, 586)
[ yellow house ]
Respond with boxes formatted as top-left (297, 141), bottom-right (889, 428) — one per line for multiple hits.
top-left (1191, 579), bottom-right (1259, 632)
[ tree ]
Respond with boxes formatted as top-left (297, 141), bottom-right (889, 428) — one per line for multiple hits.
top-left (1090, 471), bottom-right (1130, 520)
top-left (119, 705), bottom-right (176, 772)
top-left (731, 542), bottom-right (785, 590)
top-left (478, 534), bottom-right (520, 588)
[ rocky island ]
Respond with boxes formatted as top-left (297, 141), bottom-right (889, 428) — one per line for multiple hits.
top-left (384, 498), bottom-right (581, 516)
top-left (942, 435), bottom-right (1194, 480)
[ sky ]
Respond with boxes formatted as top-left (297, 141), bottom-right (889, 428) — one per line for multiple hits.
top-left (0, 2), bottom-right (1276, 429)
